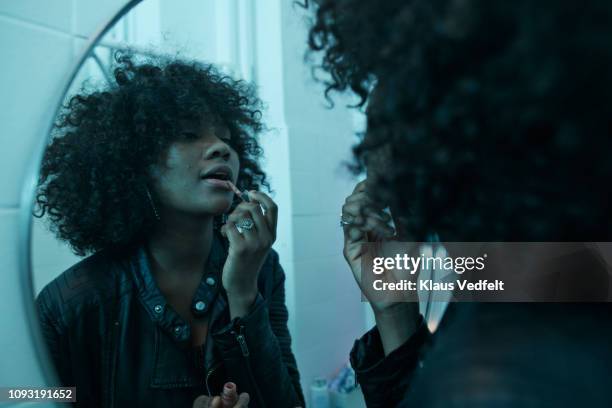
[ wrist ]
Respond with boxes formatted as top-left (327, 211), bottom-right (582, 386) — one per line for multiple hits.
top-left (373, 303), bottom-right (420, 356)
top-left (226, 289), bottom-right (258, 319)
top-left (226, 289), bottom-right (257, 305)
top-left (223, 272), bottom-right (257, 299)
top-left (373, 302), bottom-right (419, 321)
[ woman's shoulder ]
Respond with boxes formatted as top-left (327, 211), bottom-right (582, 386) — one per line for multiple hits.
top-left (36, 249), bottom-right (132, 329)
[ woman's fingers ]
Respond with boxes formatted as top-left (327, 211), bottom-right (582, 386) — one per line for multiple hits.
top-left (221, 382), bottom-right (238, 408)
top-left (363, 216), bottom-right (395, 237)
top-left (345, 224), bottom-right (366, 243)
top-left (235, 393), bottom-right (250, 408)
top-left (192, 395), bottom-right (217, 408)
top-left (234, 203), bottom-right (268, 235)
top-left (342, 201), bottom-right (392, 226)
top-left (247, 191), bottom-right (278, 234)
top-left (192, 387), bottom-right (248, 408)
top-left (225, 200), bottom-right (278, 254)
top-left (345, 191), bottom-right (386, 210)
top-left (342, 193), bottom-right (395, 243)
top-left (226, 212), bottom-right (258, 248)
top-left (227, 203), bottom-right (273, 247)
top-left (222, 220), bottom-right (246, 247)
top-left (344, 217), bottom-right (394, 243)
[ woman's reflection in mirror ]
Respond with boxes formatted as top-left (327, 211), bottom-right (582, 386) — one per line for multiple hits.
top-left (34, 53), bottom-right (304, 408)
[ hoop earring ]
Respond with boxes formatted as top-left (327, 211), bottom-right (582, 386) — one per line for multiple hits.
top-left (145, 186), bottom-right (160, 221)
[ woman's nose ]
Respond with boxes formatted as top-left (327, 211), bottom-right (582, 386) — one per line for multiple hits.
top-left (204, 141), bottom-right (231, 161)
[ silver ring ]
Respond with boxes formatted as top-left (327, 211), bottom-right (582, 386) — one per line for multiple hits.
top-left (339, 214), bottom-right (354, 227)
top-left (235, 218), bottom-right (255, 234)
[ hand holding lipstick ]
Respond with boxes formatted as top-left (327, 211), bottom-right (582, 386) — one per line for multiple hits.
top-left (341, 180), bottom-right (399, 307)
top-left (341, 179), bottom-right (420, 355)
top-left (220, 186), bottom-right (278, 319)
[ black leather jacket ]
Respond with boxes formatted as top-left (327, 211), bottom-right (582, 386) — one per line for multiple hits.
top-left (36, 232), bottom-right (304, 408)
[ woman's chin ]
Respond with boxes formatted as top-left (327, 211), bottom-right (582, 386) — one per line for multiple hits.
top-left (201, 198), bottom-right (233, 215)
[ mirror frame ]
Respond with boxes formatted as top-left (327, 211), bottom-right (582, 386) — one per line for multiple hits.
top-left (18, 0), bottom-right (143, 387)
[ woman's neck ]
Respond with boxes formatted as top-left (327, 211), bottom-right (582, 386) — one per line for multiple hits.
top-left (146, 210), bottom-right (215, 281)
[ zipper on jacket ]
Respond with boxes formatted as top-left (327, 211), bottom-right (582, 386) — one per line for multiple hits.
top-left (205, 360), bottom-right (223, 396)
top-left (234, 324), bottom-right (266, 408)
top-left (236, 328), bottom-right (250, 357)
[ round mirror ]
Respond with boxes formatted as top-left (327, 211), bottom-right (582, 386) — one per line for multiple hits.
top-left (22, 0), bottom-right (365, 406)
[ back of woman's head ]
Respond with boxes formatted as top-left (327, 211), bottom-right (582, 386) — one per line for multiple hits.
top-left (308, 0), bottom-right (612, 241)
top-left (35, 54), bottom-right (267, 257)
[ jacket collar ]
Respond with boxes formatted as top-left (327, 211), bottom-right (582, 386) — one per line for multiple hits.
top-left (129, 231), bottom-right (227, 344)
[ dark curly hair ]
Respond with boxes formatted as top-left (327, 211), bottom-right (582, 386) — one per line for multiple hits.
top-left (306, 0), bottom-right (612, 241)
top-left (35, 53), bottom-right (268, 257)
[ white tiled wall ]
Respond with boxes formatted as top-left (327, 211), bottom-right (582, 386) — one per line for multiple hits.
top-left (0, 0), bottom-right (132, 397)
top-left (0, 16), bottom-right (73, 207)
top-left (0, 0), bottom-right (73, 32)
top-left (73, 0), bottom-right (130, 38)
top-left (31, 215), bottom-right (82, 295)
top-left (0, 208), bottom-right (47, 387)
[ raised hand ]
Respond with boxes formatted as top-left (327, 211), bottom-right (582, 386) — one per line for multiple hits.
top-left (341, 179), bottom-right (421, 354)
top-left (220, 191), bottom-right (278, 318)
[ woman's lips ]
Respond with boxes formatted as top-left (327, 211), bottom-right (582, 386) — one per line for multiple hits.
top-left (201, 178), bottom-right (231, 189)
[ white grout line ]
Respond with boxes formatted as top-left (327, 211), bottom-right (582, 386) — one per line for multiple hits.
top-left (0, 13), bottom-right (72, 38)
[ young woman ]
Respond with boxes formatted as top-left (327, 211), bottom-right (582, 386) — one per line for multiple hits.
top-left (35, 54), bottom-right (304, 408)
top-left (306, 0), bottom-right (612, 406)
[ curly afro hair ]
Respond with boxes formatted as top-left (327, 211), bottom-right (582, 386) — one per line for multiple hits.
top-left (307, 0), bottom-right (612, 241)
top-left (35, 53), bottom-right (268, 257)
